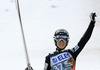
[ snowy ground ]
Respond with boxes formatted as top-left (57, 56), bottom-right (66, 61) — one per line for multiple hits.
top-left (0, 0), bottom-right (100, 70)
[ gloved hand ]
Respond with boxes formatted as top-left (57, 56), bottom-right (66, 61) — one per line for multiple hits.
top-left (90, 12), bottom-right (97, 21)
top-left (67, 57), bottom-right (75, 68)
top-left (25, 66), bottom-right (33, 70)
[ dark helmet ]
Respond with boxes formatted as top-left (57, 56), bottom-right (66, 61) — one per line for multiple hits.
top-left (54, 29), bottom-right (69, 50)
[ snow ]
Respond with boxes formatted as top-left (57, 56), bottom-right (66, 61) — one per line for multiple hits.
top-left (0, 0), bottom-right (100, 70)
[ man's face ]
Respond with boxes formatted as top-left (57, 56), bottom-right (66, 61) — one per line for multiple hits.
top-left (57, 40), bottom-right (66, 49)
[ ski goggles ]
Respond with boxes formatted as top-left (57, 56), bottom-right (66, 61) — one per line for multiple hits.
top-left (54, 35), bottom-right (69, 42)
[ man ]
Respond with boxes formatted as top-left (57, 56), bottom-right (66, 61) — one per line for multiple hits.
top-left (44, 13), bottom-right (97, 70)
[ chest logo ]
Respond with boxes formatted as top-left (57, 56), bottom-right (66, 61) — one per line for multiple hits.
top-left (50, 52), bottom-right (72, 66)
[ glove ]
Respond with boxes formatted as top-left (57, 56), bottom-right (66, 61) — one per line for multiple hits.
top-left (90, 12), bottom-right (97, 21)
top-left (67, 57), bottom-right (75, 68)
top-left (25, 66), bottom-right (33, 70)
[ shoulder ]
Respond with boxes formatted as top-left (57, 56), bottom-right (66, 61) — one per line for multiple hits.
top-left (45, 52), bottom-right (55, 59)
top-left (67, 45), bottom-right (80, 53)
top-left (45, 54), bottom-right (50, 59)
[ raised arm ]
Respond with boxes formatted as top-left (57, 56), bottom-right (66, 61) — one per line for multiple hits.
top-left (72, 13), bottom-right (97, 57)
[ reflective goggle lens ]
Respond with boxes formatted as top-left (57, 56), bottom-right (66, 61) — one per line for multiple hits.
top-left (56, 38), bottom-right (66, 42)
top-left (54, 35), bottom-right (69, 42)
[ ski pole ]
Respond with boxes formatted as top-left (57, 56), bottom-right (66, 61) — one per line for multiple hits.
top-left (15, 0), bottom-right (33, 69)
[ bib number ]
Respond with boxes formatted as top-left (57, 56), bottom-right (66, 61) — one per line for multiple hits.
top-left (53, 63), bottom-right (62, 70)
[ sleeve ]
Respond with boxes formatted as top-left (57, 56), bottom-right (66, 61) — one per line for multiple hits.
top-left (71, 20), bottom-right (95, 57)
top-left (44, 55), bottom-right (51, 70)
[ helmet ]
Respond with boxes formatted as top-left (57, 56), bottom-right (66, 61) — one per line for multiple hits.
top-left (54, 29), bottom-right (69, 50)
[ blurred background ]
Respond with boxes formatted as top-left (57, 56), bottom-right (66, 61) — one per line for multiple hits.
top-left (0, 0), bottom-right (100, 70)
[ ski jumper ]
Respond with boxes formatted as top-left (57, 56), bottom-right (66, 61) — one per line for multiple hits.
top-left (44, 20), bottom-right (95, 70)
